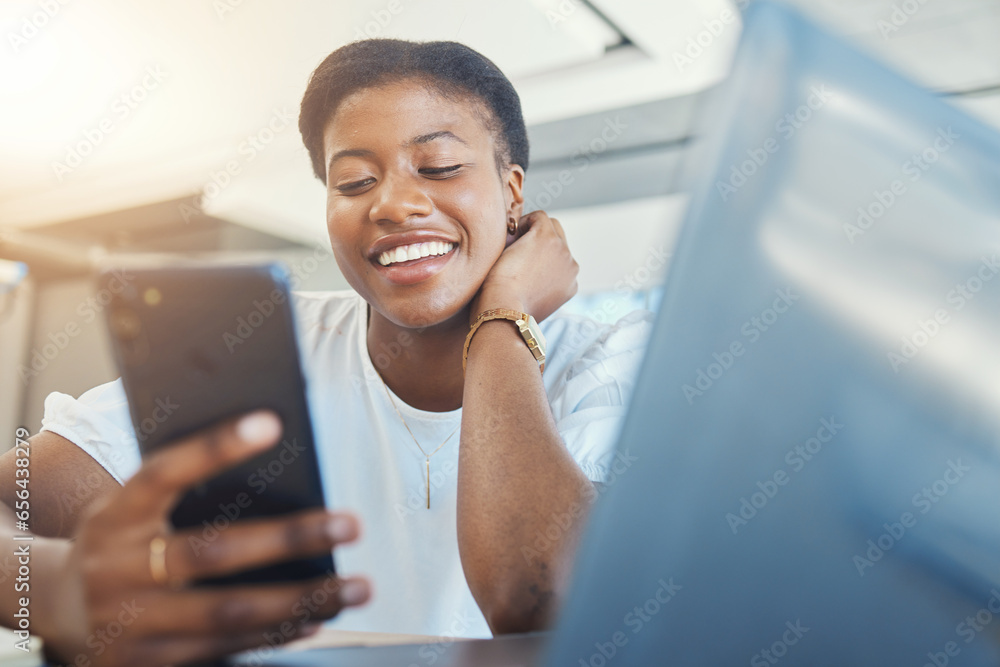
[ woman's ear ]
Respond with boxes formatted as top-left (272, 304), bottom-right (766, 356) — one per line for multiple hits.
top-left (504, 163), bottom-right (525, 221)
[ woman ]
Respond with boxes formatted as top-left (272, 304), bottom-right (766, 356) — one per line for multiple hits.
top-left (0, 39), bottom-right (652, 665)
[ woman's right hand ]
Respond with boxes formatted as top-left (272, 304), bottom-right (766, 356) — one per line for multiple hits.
top-left (40, 410), bottom-right (369, 666)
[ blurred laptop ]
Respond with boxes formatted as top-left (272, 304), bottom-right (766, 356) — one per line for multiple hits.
top-left (235, 1), bottom-right (1000, 665)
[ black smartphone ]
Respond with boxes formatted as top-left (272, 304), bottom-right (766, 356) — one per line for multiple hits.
top-left (100, 262), bottom-right (334, 586)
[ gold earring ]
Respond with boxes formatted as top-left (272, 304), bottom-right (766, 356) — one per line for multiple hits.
top-left (507, 217), bottom-right (518, 235)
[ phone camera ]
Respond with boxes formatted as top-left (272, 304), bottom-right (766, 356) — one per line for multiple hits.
top-left (110, 307), bottom-right (142, 341)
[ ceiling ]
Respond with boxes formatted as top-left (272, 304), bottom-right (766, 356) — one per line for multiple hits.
top-left (785, 0), bottom-right (1000, 94)
top-left (0, 0), bottom-right (739, 239)
top-left (1, 0), bottom-right (998, 290)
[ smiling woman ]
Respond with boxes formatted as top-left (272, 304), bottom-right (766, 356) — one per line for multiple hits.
top-left (0, 38), bottom-right (654, 666)
top-left (299, 40), bottom-right (531, 339)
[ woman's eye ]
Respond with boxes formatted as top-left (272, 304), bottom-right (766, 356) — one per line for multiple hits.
top-left (420, 164), bottom-right (463, 177)
top-left (335, 178), bottom-right (375, 193)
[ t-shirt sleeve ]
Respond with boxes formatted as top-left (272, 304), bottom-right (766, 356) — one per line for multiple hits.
top-left (545, 309), bottom-right (655, 483)
top-left (39, 378), bottom-right (141, 485)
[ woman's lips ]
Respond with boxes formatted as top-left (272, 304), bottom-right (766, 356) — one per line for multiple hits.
top-left (372, 245), bottom-right (457, 286)
top-left (376, 240), bottom-right (455, 266)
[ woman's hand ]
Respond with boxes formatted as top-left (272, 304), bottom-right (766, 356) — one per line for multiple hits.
top-left (471, 210), bottom-right (579, 322)
top-left (39, 410), bottom-right (369, 667)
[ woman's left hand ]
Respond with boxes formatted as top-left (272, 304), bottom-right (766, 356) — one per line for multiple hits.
top-left (471, 210), bottom-right (579, 322)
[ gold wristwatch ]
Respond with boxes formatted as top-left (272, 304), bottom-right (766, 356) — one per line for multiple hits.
top-left (463, 309), bottom-right (546, 373)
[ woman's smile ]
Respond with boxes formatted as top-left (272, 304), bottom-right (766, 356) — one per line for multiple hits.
top-left (369, 233), bottom-right (458, 286)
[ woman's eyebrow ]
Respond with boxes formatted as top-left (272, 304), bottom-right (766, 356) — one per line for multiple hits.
top-left (327, 131), bottom-right (468, 174)
top-left (407, 130), bottom-right (468, 147)
top-left (328, 148), bottom-right (374, 173)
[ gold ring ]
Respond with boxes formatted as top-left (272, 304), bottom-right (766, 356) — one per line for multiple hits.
top-left (149, 536), bottom-right (170, 586)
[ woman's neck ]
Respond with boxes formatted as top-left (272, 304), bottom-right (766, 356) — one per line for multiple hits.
top-left (365, 304), bottom-right (469, 412)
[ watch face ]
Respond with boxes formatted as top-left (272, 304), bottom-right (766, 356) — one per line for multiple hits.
top-left (525, 316), bottom-right (546, 355)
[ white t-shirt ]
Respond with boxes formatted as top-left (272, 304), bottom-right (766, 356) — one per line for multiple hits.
top-left (40, 290), bottom-right (653, 638)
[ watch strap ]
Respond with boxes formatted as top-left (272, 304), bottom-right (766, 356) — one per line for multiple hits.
top-left (463, 309), bottom-right (545, 374)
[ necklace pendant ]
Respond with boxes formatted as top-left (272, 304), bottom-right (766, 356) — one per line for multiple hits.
top-left (376, 372), bottom-right (459, 512)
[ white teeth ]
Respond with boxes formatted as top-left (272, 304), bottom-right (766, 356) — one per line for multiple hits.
top-left (378, 241), bottom-right (454, 267)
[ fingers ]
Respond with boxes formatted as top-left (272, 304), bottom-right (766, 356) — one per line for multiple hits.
top-left (167, 510), bottom-right (360, 585)
top-left (90, 509), bottom-right (360, 589)
top-left (549, 215), bottom-right (568, 242)
top-left (516, 210), bottom-right (544, 235)
top-left (518, 210), bottom-right (567, 242)
top-left (128, 574), bottom-right (370, 638)
top-left (122, 410), bottom-right (282, 520)
top-left (64, 409), bottom-right (375, 666)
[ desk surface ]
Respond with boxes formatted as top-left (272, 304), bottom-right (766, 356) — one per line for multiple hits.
top-left (277, 627), bottom-right (467, 651)
top-left (1, 626), bottom-right (465, 666)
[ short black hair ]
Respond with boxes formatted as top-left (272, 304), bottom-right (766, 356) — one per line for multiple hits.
top-left (299, 39), bottom-right (529, 184)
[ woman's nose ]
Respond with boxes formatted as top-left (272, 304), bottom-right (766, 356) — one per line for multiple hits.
top-left (368, 172), bottom-right (434, 224)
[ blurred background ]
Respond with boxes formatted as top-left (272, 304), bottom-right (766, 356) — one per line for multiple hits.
top-left (1, 0), bottom-right (998, 440)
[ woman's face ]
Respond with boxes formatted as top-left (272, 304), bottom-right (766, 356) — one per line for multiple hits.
top-left (322, 78), bottom-right (524, 329)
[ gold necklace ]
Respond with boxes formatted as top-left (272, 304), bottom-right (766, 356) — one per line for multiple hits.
top-left (376, 373), bottom-right (460, 509)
